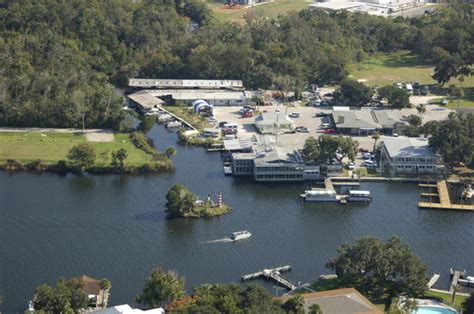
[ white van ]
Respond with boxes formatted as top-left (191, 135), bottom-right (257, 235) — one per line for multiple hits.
top-left (223, 123), bottom-right (238, 130)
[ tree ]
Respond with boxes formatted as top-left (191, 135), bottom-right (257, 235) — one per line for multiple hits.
top-left (112, 148), bottom-right (128, 169)
top-left (372, 132), bottom-right (380, 151)
top-left (451, 284), bottom-right (461, 304)
top-left (33, 278), bottom-right (88, 313)
top-left (165, 146), bottom-right (177, 158)
top-left (416, 104), bottom-right (426, 118)
top-left (136, 267), bottom-right (185, 308)
top-left (462, 293), bottom-right (474, 314)
top-left (67, 143), bottom-right (96, 169)
top-left (99, 279), bottom-right (112, 307)
top-left (333, 79), bottom-right (373, 106)
top-left (282, 295), bottom-right (305, 314)
top-left (165, 184), bottom-right (197, 218)
top-left (378, 85), bottom-right (411, 109)
top-left (308, 303), bottom-right (323, 314)
top-left (326, 236), bottom-right (428, 298)
top-left (302, 137), bottom-right (321, 164)
top-left (402, 299), bottom-right (418, 313)
top-left (337, 136), bottom-right (359, 162)
top-left (447, 84), bottom-right (464, 107)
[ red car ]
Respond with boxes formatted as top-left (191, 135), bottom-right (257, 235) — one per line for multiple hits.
top-left (323, 129), bottom-right (336, 134)
top-left (359, 148), bottom-right (369, 153)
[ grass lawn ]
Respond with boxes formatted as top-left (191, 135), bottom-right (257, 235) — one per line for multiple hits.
top-left (208, 0), bottom-right (309, 23)
top-left (0, 132), bottom-right (152, 166)
top-left (350, 51), bottom-right (474, 108)
top-left (424, 290), bottom-right (468, 310)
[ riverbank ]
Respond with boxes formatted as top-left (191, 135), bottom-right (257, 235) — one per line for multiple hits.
top-left (0, 131), bottom-right (172, 174)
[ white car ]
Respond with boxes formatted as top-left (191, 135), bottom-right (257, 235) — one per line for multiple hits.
top-left (348, 162), bottom-right (355, 170)
top-left (289, 112), bottom-right (300, 118)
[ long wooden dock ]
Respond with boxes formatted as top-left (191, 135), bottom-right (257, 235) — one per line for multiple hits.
top-left (427, 273), bottom-right (440, 289)
top-left (418, 180), bottom-right (474, 211)
top-left (241, 266), bottom-right (296, 290)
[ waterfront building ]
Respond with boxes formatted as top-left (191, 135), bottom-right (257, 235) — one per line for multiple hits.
top-left (231, 147), bottom-right (320, 181)
top-left (97, 304), bottom-right (164, 313)
top-left (77, 275), bottom-right (110, 309)
top-left (332, 110), bottom-right (407, 135)
top-left (276, 288), bottom-right (382, 314)
top-left (380, 136), bottom-right (441, 175)
top-left (129, 78), bottom-right (243, 90)
top-left (254, 111), bottom-right (295, 134)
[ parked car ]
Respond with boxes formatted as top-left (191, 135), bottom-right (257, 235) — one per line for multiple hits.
top-left (392, 132), bottom-right (399, 137)
top-left (347, 162), bottom-right (355, 170)
top-left (323, 92), bottom-right (333, 97)
top-left (362, 153), bottom-right (374, 159)
top-left (359, 148), bottom-right (369, 153)
top-left (323, 129), bottom-right (336, 134)
top-left (441, 99), bottom-right (449, 105)
top-left (296, 126), bottom-right (310, 133)
top-left (219, 121), bottom-right (228, 128)
top-left (315, 112), bottom-right (327, 118)
top-left (321, 123), bottom-right (332, 129)
top-left (289, 112), bottom-right (300, 118)
top-left (420, 86), bottom-right (429, 95)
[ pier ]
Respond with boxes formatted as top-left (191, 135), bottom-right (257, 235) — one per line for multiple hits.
top-left (241, 266), bottom-right (296, 290)
top-left (450, 268), bottom-right (465, 292)
top-left (427, 273), bottom-right (440, 289)
top-left (418, 180), bottom-right (474, 211)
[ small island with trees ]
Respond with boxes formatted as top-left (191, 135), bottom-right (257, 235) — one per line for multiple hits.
top-left (165, 184), bottom-right (231, 218)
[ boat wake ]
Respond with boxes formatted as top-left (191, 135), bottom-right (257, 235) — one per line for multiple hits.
top-left (204, 238), bottom-right (233, 244)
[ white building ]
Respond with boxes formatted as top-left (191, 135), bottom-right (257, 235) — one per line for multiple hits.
top-left (309, 0), bottom-right (424, 16)
top-left (380, 137), bottom-right (441, 175)
top-left (97, 304), bottom-right (164, 314)
top-left (129, 78), bottom-right (243, 90)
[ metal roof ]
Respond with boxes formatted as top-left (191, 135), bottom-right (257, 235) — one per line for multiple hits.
top-left (381, 137), bottom-right (438, 158)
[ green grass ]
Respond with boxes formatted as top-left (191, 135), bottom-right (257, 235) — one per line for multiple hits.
top-left (424, 290), bottom-right (468, 310)
top-left (0, 132), bottom-right (152, 167)
top-left (350, 51), bottom-right (474, 108)
top-left (208, 0), bottom-right (309, 23)
top-left (163, 106), bottom-right (212, 131)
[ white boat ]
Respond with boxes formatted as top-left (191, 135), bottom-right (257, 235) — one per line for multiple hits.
top-left (166, 121), bottom-right (182, 128)
top-left (347, 190), bottom-right (372, 202)
top-left (461, 184), bottom-right (473, 200)
top-left (223, 166), bottom-right (233, 175)
top-left (301, 188), bottom-right (338, 202)
top-left (231, 230), bottom-right (252, 241)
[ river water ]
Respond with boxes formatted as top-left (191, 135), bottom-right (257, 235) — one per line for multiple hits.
top-left (1, 125), bottom-right (473, 312)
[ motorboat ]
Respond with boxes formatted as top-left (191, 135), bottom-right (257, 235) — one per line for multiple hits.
top-left (461, 184), bottom-right (473, 200)
top-left (347, 190), bottom-right (372, 202)
top-left (166, 121), bottom-right (182, 128)
top-left (231, 230), bottom-right (252, 241)
top-left (301, 188), bottom-right (338, 202)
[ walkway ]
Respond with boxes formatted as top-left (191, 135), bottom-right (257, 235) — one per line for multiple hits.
top-left (418, 180), bottom-right (474, 211)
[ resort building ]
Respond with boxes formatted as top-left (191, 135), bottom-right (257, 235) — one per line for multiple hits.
top-left (309, 0), bottom-right (425, 16)
top-left (254, 111), bottom-right (295, 134)
top-left (231, 147), bottom-right (320, 181)
top-left (129, 78), bottom-right (243, 90)
top-left (276, 288), bottom-right (382, 314)
top-left (380, 136), bottom-right (441, 175)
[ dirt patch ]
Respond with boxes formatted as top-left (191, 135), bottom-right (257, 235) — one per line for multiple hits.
top-left (85, 130), bottom-right (114, 142)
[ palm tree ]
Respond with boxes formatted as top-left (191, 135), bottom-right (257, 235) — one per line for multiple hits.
top-left (166, 146), bottom-right (177, 158)
top-left (371, 132), bottom-right (380, 151)
top-left (99, 279), bottom-right (112, 308)
top-left (451, 284), bottom-right (461, 304)
top-left (283, 295), bottom-right (305, 314)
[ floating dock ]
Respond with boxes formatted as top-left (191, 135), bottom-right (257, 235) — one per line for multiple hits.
top-left (418, 180), bottom-right (474, 211)
top-left (241, 265), bottom-right (296, 290)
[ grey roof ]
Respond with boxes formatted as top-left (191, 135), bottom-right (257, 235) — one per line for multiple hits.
top-left (232, 152), bottom-right (256, 160)
top-left (223, 139), bottom-right (252, 151)
top-left (381, 137), bottom-right (437, 158)
top-left (333, 111), bottom-right (379, 129)
top-left (255, 111), bottom-right (293, 126)
top-left (253, 147), bottom-right (303, 166)
top-left (372, 110), bottom-right (407, 128)
top-left (128, 91), bottom-right (166, 109)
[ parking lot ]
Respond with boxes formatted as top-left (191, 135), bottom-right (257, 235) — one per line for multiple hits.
top-left (212, 103), bottom-right (453, 150)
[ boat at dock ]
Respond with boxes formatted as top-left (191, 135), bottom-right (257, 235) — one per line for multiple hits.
top-left (346, 190), bottom-right (372, 202)
top-left (301, 188), bottom-right (338, 202)
top-left (166, 121), bottom-right (182, 128)
top-left (461, 184), bottom-right (473, 200)
top-left (231, 230), bottom-right (252, 241)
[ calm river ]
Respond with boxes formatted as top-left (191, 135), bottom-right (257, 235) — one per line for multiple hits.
top-left (1, 125), bottom-right (473, 312)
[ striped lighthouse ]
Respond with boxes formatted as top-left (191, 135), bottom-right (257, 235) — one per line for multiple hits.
top-left (217, 192), bottom-right (222, 208)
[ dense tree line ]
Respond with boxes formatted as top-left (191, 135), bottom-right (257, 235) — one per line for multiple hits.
top-left (0, 1), bottom-right (472, 128)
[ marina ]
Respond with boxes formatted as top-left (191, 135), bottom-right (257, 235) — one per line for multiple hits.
top-left (418, 180), bottom-right (474, 211)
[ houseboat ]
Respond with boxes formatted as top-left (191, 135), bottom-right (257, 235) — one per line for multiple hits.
top-left (461, 184), bottom-right (473, 200)
top-left (347, 190), bottom-right (372, 202)
top-left (301, 188), bottom-right (338, 202)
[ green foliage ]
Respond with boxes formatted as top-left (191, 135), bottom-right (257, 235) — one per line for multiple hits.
top-left (165, 184), bottom-right (198, 218)
top-left (67, 143), bottom-right (96, 169)
top-left (302, 137), bottom-right (320, 164)
top-left (462, 293), bottom-right (474, 314)
top-left (282, 295), bottom-right (305, 314)
top-left (428, 113), bottom-right (474, 165)
top-left (302, 135), bottom-right (358, 164)
top-left (378, 85), bottom-right (411, 109)
top-left (334, 79), bottom-right (373, 106)
top-left (136, 267), bottom-right (185, 308)
top-left (168, 283), bottom-right (284, 313)
top-left (129, 132), bottom-right (158, 156)
top-left (308, 303), bottom-right (323, 314)
top-left (326, 236), bottom-right (428, 299)
top-left (165, 147), bottom-right (177, 158)
top-left (33, 278), bottom-right (88, 313)
top-left (112, 148), bottom-right (128, 169)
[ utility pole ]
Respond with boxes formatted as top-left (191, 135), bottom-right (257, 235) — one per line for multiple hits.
top-left (82, 113), bottom-right (85, 135)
